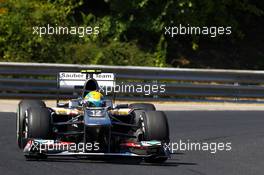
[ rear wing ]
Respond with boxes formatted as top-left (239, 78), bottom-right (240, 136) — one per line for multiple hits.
top-left (57, 70), bottom-right (115, 98)
top-left (58, 71), bottom-right (115, 89)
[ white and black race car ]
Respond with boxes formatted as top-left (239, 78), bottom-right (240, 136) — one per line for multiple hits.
top-left (16, 70), bottom-right (170, 163)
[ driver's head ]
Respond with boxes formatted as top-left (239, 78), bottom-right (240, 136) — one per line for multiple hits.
top-left (84, 91), bottom-right (104, 107)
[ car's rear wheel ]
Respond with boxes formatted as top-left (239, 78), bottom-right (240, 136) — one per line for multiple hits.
top-left (17, 100), bottom-right (46, 149)
top-left (130, 103), bottom-right (155, 128)
top-left (129, 103), bottom-right (156, 111)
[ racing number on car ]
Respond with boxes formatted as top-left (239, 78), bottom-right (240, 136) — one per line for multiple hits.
top-left (91, 110), bottom-right (102, 116)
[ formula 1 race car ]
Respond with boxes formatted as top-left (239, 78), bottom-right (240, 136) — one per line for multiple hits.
top-left (16, 70), bottom-right (170, 163)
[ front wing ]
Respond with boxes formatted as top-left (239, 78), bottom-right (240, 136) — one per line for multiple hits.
top-left (23, 139), bottom-right (170, 159)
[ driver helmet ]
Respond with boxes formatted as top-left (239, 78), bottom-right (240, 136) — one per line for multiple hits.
top-left (84, 91), bottom-right (104, 107)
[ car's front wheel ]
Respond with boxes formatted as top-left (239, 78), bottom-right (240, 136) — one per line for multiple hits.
top-left (17, 100), bottom-right (46, 149)
top-left (142, 111), bottom-right (169, 142)
top-left (18, 106), bottom-right (51, 149)
top-left (142, 111), bottom-right (170, 163)
top-left (26, 107), bottom-right (51, 139)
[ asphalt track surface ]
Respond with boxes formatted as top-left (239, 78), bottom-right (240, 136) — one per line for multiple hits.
top-left (0, 111), bottom-right (264, 175)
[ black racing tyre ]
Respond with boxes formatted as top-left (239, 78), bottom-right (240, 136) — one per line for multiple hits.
top-left (132, 109), bottom-right (144, 125)
top-left (17, 100), bottom-right (46, 149)
top-left (142, 111), bottom-right (169, 142)
top-left (142, 111), bottom-right (170, 163)
top-left (145, 157), bottom-right (168, 164)
top-left (130, 103), bottom-right (156, 126)
top-left (26, 107), bottom-right (51, 139)
top-left (130, 109), bottom-right (145, 142)
top-left (129, 103), bottom-right (156, 111)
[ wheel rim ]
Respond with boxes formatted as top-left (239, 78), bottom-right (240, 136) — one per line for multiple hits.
top-left (16, 107), bottom-right (20, 142)
top-left (24, 110), bottom-right (29, 139)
